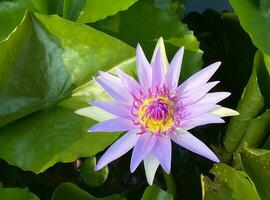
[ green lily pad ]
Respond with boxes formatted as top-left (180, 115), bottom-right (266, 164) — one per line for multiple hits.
top-left (141, 185), bottom-right (173, 200)
top-left (0, 12), bottom-right (135, 173)
top-left (230, 0), bottom-right (270, 55)
top-left (76, 0), bottom-right (137, 23)
top-left (201, 163), bottom-right (260, 200)
top-left (0, 187), bottom-right (39, 200)
top-left (51, 182), bottom-right (124, 200)
top-left (80, 157), bottom-right (109, 187)
top-left (241, 149), bottom-right (270, 200)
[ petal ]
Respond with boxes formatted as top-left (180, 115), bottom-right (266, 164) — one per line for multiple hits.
top-left (94, 77), bottom-right (129, 103)
top-left (172, 128), bottom-right (220, 162)
top-left (88, 117), bottom-right (135, 132)
top-left (152, 48), bottom-right (165, 87)
top-left (211, 107), bottom-right (239, 117)
top-left (153, 136), bottom-right (171, 174)
top-left (136, 44), bottom-right (152, 88)
top-left (75, 106), bottom-right (114, 122)
top-left (181, 104), bottom-right (220, 120)
top-left (116, 68), bottom-right (140, 94)
top-left (151, 37), bottom-right (169, 71)
top-left (179, 81), bottom-right (220, 105)
top-left (91, 101), bottom-right (134, 120)
top-left (99, 71), bottom-right (133, 102)
top-left (130, 134), bottom-right (157, 172)
top-left (99, 71), bottom-right (121, 85)
top-left (179, 62), bottom-right (221, 93)
top-left (166, 47), bottom-right (184, 89)
top-left (180, 113), bottom-right (225, 130)
top-left (95, 130), bottom-right (139, 170)
top-left (196, 92), bottom-right (231, 105)
top-left (144, 153), bottom-right (159, 185)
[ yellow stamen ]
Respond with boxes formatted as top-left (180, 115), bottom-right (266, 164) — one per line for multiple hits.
top-left (138, 96), bottom-right (175, 133)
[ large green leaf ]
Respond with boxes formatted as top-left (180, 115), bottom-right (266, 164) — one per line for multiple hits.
top-left (141, 185), bottom-right (173, 200)
top-left (76, 0), bottom-right (138, 23)
top-left (230, 0), bottom-right (270, 55)
top-left (93, 1), bottom-right (203, 81)
top-left (241, 149), bottom-right (270, 200)
top-left (0, 12), bottom-right (134, 127)
top-left (0, 0), bottom-right (137, 42)
top-left (51, 182), bottom-right (124, 200)
top-left (0, 12), bottom-right (135, 173)
top-left (201, 163), bottom-right (260, 200)
top-left (224, 51), bottom-right (265, 153)
top-left (0, 187), bottom-right (39, 200)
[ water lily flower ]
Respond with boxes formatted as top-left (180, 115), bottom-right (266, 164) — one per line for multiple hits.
top-left (76, 38), bottom-right (238, 185)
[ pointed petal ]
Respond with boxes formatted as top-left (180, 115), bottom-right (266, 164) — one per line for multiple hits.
top-left (94, 77), bottom-right (129, 102)
top-left (144, 153), bottom-right (159, 185)
top-left (152, 48), bottom-right (165, 87)
top-left (116, 68), bottom-right (140, 94)
top-left (211, 107), bottom-right (239, 117)
top-left (95, 130), bottom-right (139, 170)
top-left (153, 136), bottom-right (171, 174)
top-left (166, 47), bottom-right (184, 89)
top-left (91, 101), bottom-right (134, 120)
top-left (180, 113), bottom-right (225, 130)
top-left (88, 117), bottom-right (135, 132)
top-left (179, 62), bottom-right (221, 93)
top-left (151, 37), bottom-right (169, 71)
top-left (75, 106), bottom-right (114, 122)
top-left (182, 104), bottom-right (220, 120)
top-left (99, 71), bottom-right (121, 85)
top-left (136, 44), bottom-right (152, 88)
top-left (180, 81), bottom-right (220, 105)
top-left (172, 128), bottom-right (220, 162)
top-left (196, 92), bottom-right (231, 105)
top-left (99, 71), bottom-right (132, 102)
top-left (130, 134), bottom-right (157, 172)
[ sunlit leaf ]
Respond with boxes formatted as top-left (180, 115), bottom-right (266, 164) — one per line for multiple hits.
top-left (230, 0), bottom-right (270, 55)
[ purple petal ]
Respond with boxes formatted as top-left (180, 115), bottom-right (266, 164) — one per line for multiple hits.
top-left (153, 136), bottom-right (171, 174)
top-left (180, 113), bottom-right (225, 130)
top-left (166, 47), bottom-right (184, 89)
top-left (152, 48), bottom-right (165, 87)
top-left (95, 129), bottom-right (139, 170)
top-left (197, 92), bottom-right (231, 105)
top-left (116, 68), bottom-right (140, 94)
top-left (136, 44), bottom-right (152, 88)
top-left (91, 101), bottom-right (134, 120)
top-left (130, 134), bottom-right (157, 172)
top-left (144, 153), bottom-right (159, 185)
top-left (179, 81), bottom-right (220, 105)
top-left (94, 77), bottom-right (130, 103)
top-left (179, 62), bottom-right (221, 93)
top-left (181, 104), bottom-right (220, 120)
top-left (88, 117), bottom-right (135, 132)
top-left (172, 128), bottom-right (220, 162)
top-left (99, 71), bottom-right (121, 85)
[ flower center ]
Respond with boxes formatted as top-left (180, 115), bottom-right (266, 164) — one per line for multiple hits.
top-left (138, 96), bottom-right (175, 134)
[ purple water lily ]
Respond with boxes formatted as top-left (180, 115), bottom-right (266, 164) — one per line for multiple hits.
top-left (76, 38), bottom-right (238, 185)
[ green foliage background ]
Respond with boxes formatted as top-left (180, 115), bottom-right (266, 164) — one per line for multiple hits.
top-left (0, 0), bottom-right (269, 199)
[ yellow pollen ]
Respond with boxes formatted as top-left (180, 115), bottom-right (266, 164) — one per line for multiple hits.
top-left (138, 96), bottom-right (175, 133)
